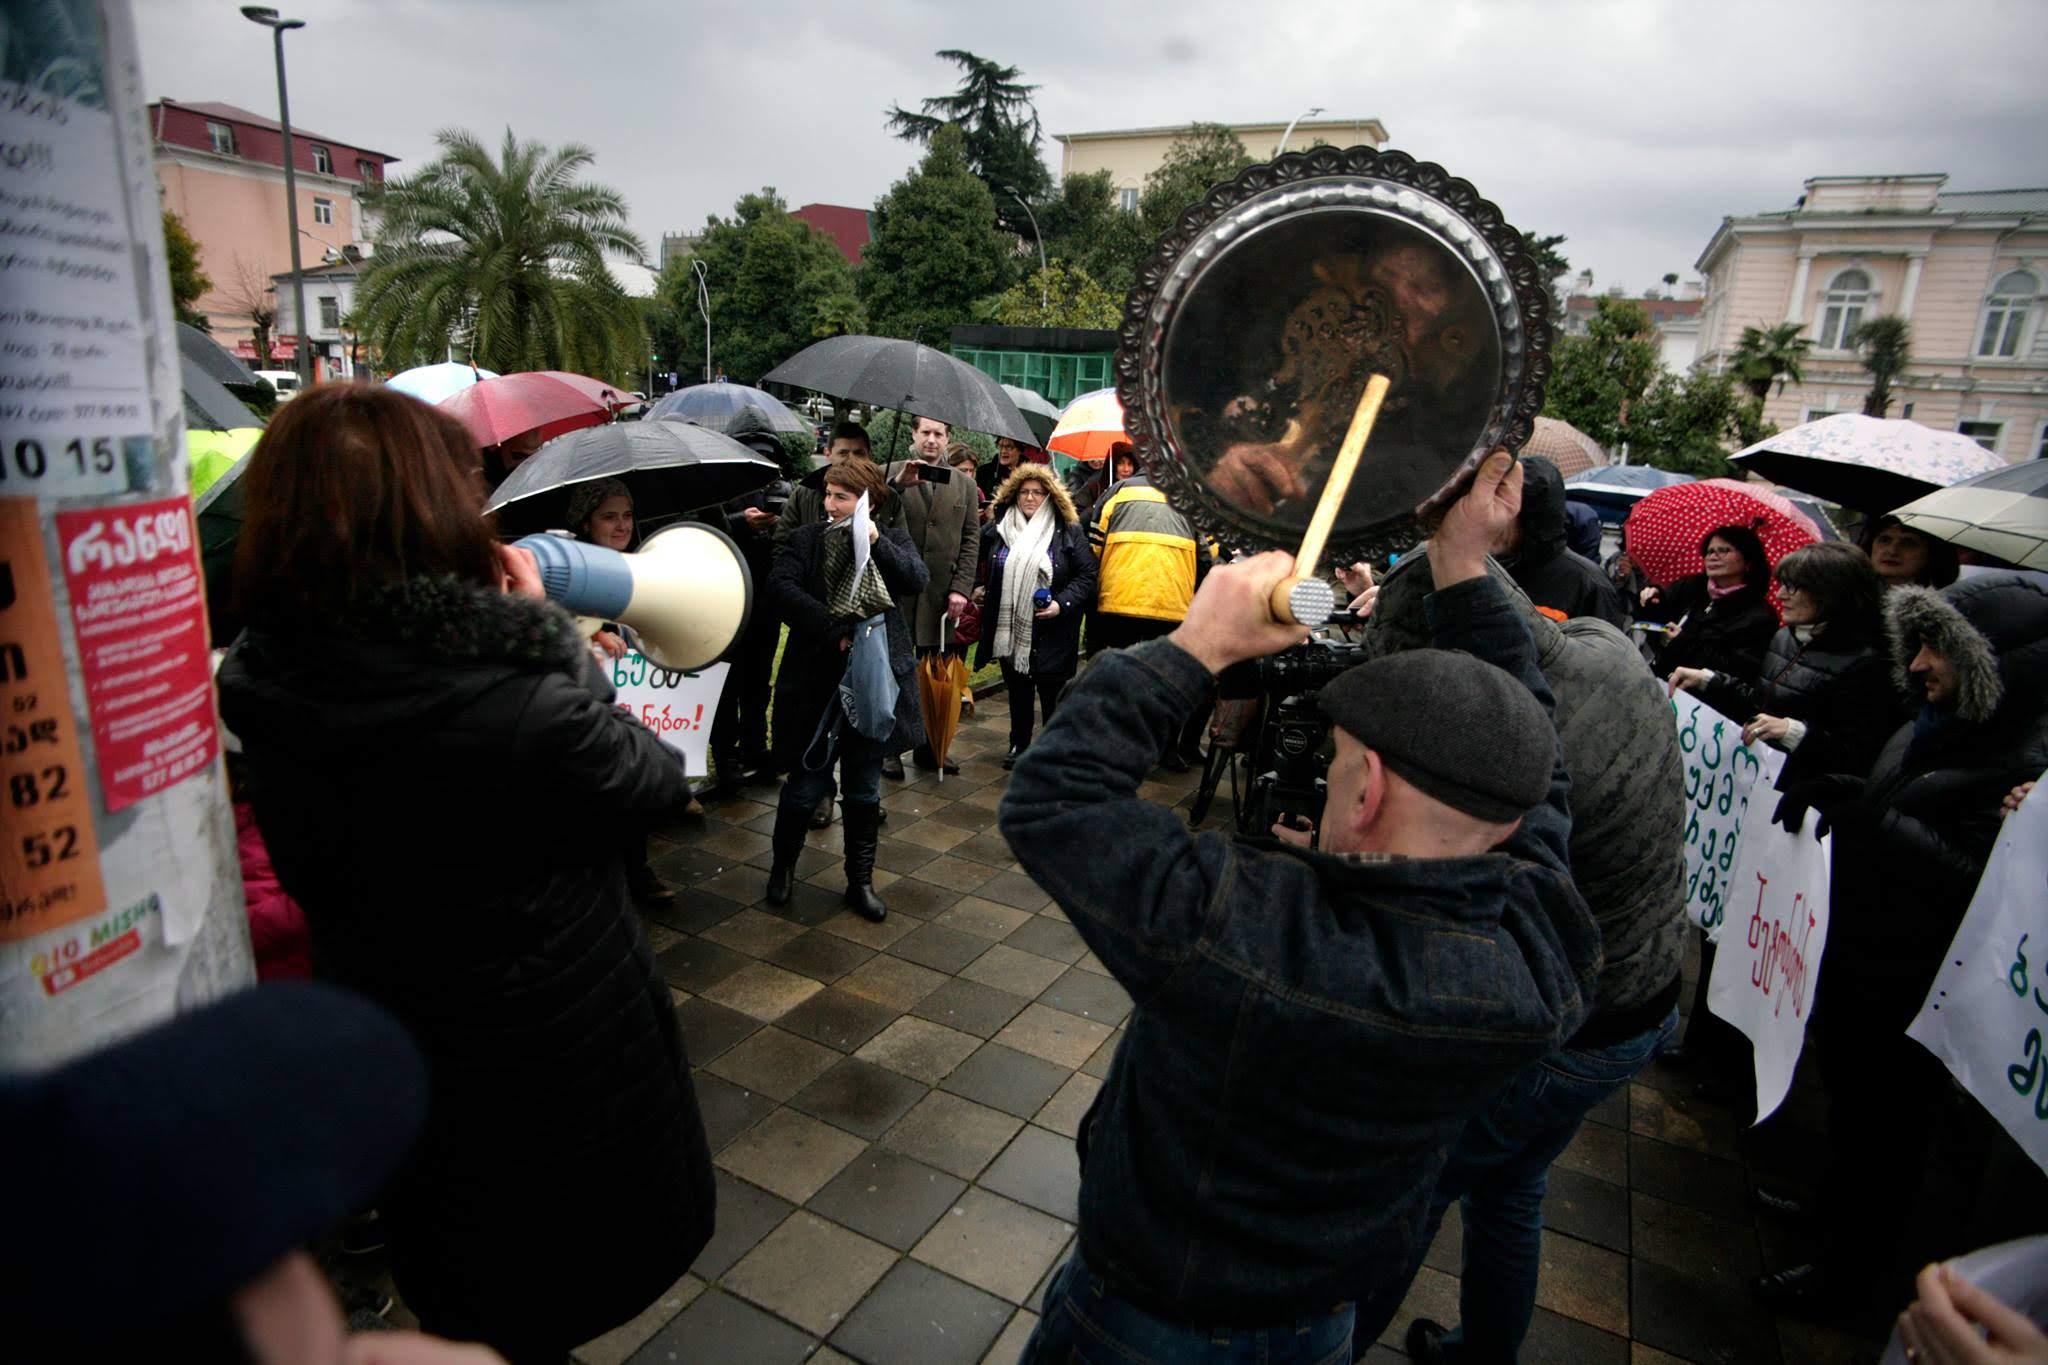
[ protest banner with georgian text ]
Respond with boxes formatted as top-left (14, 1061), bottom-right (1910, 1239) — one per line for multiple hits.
top-left (1672, 690), bottom-right (1785, 943)
top-left (609, 653), bottom-right (729, 779)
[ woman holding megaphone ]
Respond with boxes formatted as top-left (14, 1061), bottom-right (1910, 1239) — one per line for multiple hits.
top-left (216, 384), bottom-right (716, 1361)
top-left (764, 456), bottom-right (929, 921)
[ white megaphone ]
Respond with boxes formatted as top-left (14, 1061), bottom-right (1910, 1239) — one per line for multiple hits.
top-left (514, 525), bottom-right (752, 672)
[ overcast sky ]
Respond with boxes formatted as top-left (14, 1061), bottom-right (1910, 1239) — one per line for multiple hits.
top-left (138, 0), bottom-right (2048, 298)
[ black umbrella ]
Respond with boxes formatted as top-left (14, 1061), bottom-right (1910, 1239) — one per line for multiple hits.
top-left (182, 356), bottom-right (261, 433)
top-left (1001, 385), bottom-right (1060, 445)
top-left (178, 323), bottom-right (275, 413)
top-left (484, 421), bottom-right (780, 537)
top-left (646, 382), bottom-right (808, 435)
top-left (762, 335), bottom-right (1035, 444)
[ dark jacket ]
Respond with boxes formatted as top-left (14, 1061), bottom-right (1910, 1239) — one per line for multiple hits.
top-left (215, 581), bottom-right (713, 1356)
top-left (772, 465), bottom-right (903, 553)
top-left (768, 521), bottom-right (929, 770)
top-left (1696, 623), bottom-right (1904, 787)
top-left (1821, 574), bottom-right (2048, 1025)
top-left (1506, 459), bottom-right (1629, 628)
top-left (1648, 575), bottom-right (1778, 680)
top-left (889, 459), bottom-right (981, 647)
top-left (974, 505), bottom-right (1098, 677)
top-left (1367, 554), bottom-right (1687, 1025)
top-left (999, 575), bottom-right (1600, 1324)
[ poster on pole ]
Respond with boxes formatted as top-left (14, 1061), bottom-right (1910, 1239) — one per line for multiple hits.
top-left (1672, 690), bottom-right (1786, 943)
top-left (608, 653), bottom-right (729, 779)
top-left (1705, 802), bottom-right (1832, 1122)
top-left (1906, 775), bottom-right (2048, 1178)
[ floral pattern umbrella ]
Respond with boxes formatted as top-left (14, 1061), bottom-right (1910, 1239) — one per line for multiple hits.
top-left (1730, 414), bottom-right (2006, 514)
top-left (1624, 478), bottom-right (1822, 612)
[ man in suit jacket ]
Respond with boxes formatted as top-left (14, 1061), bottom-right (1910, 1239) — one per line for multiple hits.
top-left (886, 414), bottom-right (980, 776)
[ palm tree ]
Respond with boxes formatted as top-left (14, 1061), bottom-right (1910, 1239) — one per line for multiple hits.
top-left (1728, 322), bottom-right (1813, 403)
top-left (354, 129), bottom-right (647, 380)
top-left (1853, 316), bottom-right (1911, 418)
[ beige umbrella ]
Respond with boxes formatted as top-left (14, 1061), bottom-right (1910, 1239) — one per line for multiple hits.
top-left (1521, 416), bottom-right (1609, 478)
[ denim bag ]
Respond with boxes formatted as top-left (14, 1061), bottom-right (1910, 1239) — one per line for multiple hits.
top-left (838, 613), bottom-right (898, 741)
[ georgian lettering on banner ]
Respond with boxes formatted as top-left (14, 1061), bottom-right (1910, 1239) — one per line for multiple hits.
top-left (609, 653), bottom-right (729, 779)
top-left (1672, 690), bottom-right (1785, 942)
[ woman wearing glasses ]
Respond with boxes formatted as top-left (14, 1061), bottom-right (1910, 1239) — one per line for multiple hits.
top-left (1638, 524), bottom-right (1779, 682)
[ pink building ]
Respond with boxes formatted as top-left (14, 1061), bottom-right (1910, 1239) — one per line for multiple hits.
top-left (1695, 174), bottom-right (2048, 463)
top-left (151, 99), bottom-right (399, 370)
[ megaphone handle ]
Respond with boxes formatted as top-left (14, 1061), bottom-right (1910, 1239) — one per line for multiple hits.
top-left (1269, 373), bottom-right (1392, 625)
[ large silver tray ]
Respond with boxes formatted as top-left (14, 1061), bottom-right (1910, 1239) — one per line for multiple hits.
top-left (1116, 147), bottom-right (1553, 565)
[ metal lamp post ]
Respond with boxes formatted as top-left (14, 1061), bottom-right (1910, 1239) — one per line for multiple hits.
top-left (1010, 192), bottom-right (1048, 317)
top-left (691, 259), bottom-right (711, 382)
top-left (242, 6), bottom-right (311, 387)
top-left (1276, 105), bottom-right (1326, 156)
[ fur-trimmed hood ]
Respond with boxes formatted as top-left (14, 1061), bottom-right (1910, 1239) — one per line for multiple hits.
top-left (1886, 573), bottom-right (2048, 724)
top-left (990, 462), bottom-right (1079, 525)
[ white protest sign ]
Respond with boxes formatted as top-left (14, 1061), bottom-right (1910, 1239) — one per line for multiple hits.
top-left (1705, 803), bottom-right (1832, 1122)
top-left (1906, 774), bottom-right (2048, 1178)
top-left (608, 653), bottom-right (729, 779)
top-left (1672, 690), bottom-right (1786, 942)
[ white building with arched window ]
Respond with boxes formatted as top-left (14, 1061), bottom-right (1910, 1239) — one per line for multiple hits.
top-left (1694, 174), bottom-right (2048, 465)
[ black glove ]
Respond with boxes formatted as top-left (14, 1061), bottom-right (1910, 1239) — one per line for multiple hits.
top-left (1774, 775), bottom-right (1863, 839)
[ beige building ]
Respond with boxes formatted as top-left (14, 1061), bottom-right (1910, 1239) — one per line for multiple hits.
top-left (1694, 174), bottom-right (2048, 463)
top-left (1053, 117), bottom-right (1389, 211)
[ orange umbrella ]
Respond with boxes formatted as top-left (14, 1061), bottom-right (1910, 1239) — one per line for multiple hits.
top-left (1047, 388), bottom-right (1130, 463)
top-left (917, 652), bottom-right (968, 778)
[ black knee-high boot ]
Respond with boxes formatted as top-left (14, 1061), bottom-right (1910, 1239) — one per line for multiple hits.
top-left (765, 794), bottom-right (811, 906)
top-left (840, 801), bottom-right (888, 922)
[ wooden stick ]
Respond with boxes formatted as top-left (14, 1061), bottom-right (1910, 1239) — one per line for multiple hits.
top-left (1268, 373), bottom-right (1391, 624)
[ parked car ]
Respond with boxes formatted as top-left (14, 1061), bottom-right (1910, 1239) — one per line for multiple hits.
top-left (254, 369), bottom-right (302, 401)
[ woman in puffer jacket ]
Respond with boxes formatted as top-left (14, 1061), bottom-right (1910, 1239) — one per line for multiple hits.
top-left (974, 463), bottom-right (1097, 768)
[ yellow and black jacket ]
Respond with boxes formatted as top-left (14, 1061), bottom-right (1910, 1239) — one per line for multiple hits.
top-left (1090, 475), bottom-right (1205, 622)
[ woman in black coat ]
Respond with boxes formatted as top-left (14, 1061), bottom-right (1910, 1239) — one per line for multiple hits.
top-left (1641, 523), bottom-right (1780, 680)
top-left (974, 462), bottom-right (1098, 767)
top-left (214, 385), bottom-right (713, 1363)
top-left (764, 456), bottom-right (928, 921)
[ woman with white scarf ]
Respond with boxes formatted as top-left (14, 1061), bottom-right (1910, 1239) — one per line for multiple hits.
top-left (973, 464), bottom-right (1097, 769)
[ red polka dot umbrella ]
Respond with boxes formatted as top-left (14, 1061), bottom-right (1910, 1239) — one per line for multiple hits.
top-left (1624, 478), bottom-right (1822, 612)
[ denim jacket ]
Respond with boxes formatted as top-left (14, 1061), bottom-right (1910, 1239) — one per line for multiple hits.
top-left (997, 574), bottom-right (1601, 1325)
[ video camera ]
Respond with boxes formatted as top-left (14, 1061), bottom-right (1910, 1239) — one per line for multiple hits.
top-left (1202, 615), bottom-right (1367, 840)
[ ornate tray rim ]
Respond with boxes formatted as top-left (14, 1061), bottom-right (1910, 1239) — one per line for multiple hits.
top-left (1114, 145), bottom-right (1554, 566)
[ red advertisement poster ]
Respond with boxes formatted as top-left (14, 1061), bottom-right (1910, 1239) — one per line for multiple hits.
top-left (54, 498), bottom-right (218, 813)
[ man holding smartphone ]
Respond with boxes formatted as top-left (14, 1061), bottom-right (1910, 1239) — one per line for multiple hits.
top-left (885, 414), bottom-right (980, 777)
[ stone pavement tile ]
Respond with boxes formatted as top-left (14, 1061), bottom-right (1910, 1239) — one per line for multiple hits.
top-left (723, 1211), bottom-right (897, 1336)
top-left (953, 829), bottom-right (1022, 869)
top-left (817, 908), bottom-right (918, 951)
top-left (657, 936), bottom-right (750, 995)
top-left (1631, 1257), bottom-right (1781, 1365)
top-left (1521, 1306), bottom-right (1630, 1365)
top-left (1777, 1317), bottom-right (1879, 1365)
top-left (763, 928), bottom-right (875, 984)
top-left (789, 1058), bottom-right (929, 1141)
top-left (572, 1273), bottom-right (702, 1365)
top-left (913, 977), bottom-right (1031, 1039)
top-left (1630, 1190), bottom-right (1761, 1291)
top-left (995, 1003), bottom-right (1115, 1070)
top-left (704, 1026), bottom-right (841, 1102)
top-left (836, 952), bottom-right (947, 1010)
top-left (776, 987), bottom-right (901, 1053)
top-left (1532, 1229), bottom-right (1629, 1336)
top-left (883, 876), bottom-right (968, 920)
top-left (642, 924), bottom-right (683, 956)
top-left (1027, 1238), bottom-right (1072, 1313)
top-left (807, 1149), bottom-right (967, 1251)
top-left (701, 908), bottom-right (808, 959)
top-left (978, 1124), bottom-right (1081, 1222)
top-left (674, 996), bottom-right (761, 1065)
top-left (702, 795), bottom-right (775, 826)
top-left (644, 891), bottom-right (745, 937)
top-left (856, 1017), bottom-right (981, 1084)
top-left (1629, 1346), bottom-right (1694, 1365)
top-left (1035, 965), bottom-right (1132, 1027)
top-left (881, 789), bottom-right (956, 820)
top-left (829, 1259), bottom-right (1013, 1365)
top-left (697, 824), bottom-right (772, 862)
top-left (911, 1188), bottom-right (1074, 1303)
top-left (872, 838), bottom-right (941, 875)
top-left (955, 786), bottom-right (1006, 813)
top-left (1071, 949), bottom-right (1112, 978)
top-left (767, 881), bottom-right (847, 927)
top-left (690, 1073), bottom-right (778, 1153)
top-left (1629, 1083), bottom-right (1743, 1161)
top-left (713, 1107), bottom-right (866, 1204)
top-left (1378, 1264), bottom-right (1460, 1348)
top-left (896, 818), bottom-right (976, 852)
top-left (974, 869), bottom-right (1053, 912)
top-left (892, 923), bottom-right (998, 974)
top-left (915, 854), bottom-right (1002, 893)
top-left (691, 1170), bottom-right (793, 1279)
top-left (1544, 1167), bottom-right (1631, 1254)
top-left (1032, 1072), bottom-right (1100, 1140)
top-left (700, 960), bottom-right (826, 1022)
top-left (959, 944), bottom-right (1067, 998)
top-left (927, 801), bottom-right (999, 833)
top-left (881, 1091), bottom-right (1025, 1180)
top-left (694, 864), bottom-right (772, 908)
top-left (1585, 1084), bottom-right (1629, 1130)
top-left (1003, 916), bottom-right (1087, 964)
top-left (1079, 1029), bottom-right (1122, 1079)
top-left (626, 1288), bottom-right (811, 1365)
top-left (933, 898), bottom-right (1035, 942)
top-left (942, 1043), bottom-right (1072, 1120)
top-left (741, 842), bottom-right (834, 878)
top-left (1628, 1135), bottom-right (1750, 1216)
top-left (981, 1309), bottom-right (1037, 1365)
top-left (801, 821), bottom-right (846, 854)
top-left (1556, 1120), bottom-right (1628, 1186)
top-left (647, 844), bottom-right (733, 886)
top-left (1424, 1203), bottom-right (1462, 1274)
top-left (802, 862), bottom-right (900, 894)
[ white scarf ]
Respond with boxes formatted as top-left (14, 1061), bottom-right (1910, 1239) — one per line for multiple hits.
top-left (992, 500), bottom-right (1058, 672)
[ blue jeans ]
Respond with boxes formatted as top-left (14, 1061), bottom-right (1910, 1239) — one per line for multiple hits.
top-left (779, 726), bottom-right (885, 810)
top-left (1371, 1009), bottom-right (1678, 1363)
top-left (1024, 1251), bottom-right (1354, 1365)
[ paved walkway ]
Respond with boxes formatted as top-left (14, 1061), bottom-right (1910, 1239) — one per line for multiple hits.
top-left (564, 692), bottom-right (1885, 1365)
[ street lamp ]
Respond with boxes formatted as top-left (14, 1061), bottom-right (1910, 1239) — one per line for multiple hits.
top-left (1276, 105), bottom-right (1326, 156)
top-left (1010, 193), bottom-right (1048, 316)
top-left (242, 6), bottom-right (311, 388)
top-left (691, 259), bottom-right (711, 383)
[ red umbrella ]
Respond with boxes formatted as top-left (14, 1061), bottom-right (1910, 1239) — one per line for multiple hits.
top-left (1624, 478), bottom-right (1821, 613)
top-left (439, 371), bottom-right (633, 448)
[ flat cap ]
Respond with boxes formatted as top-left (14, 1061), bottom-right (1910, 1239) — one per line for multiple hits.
top-left (1318, 648), bottom-right (1553, 822)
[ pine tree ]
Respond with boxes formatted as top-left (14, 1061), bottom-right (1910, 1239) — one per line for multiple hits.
top-left (859, 124), bottom-right (1013, 343)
